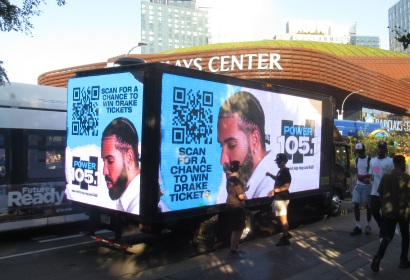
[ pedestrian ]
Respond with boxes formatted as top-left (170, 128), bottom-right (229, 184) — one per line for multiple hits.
top-left (267, 153), bottom-right (292, 246)
top-left (226, 160), bottom-right (247, 259)
top-left (371, 155), bottom-right (410, 272)
top-left (350, 143), bottom-right (373, 236)
top-left (369, 141), bottom-right (394, 236)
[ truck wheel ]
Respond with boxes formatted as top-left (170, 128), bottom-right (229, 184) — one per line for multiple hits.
top-left (240, 210), bottom-right (254, 240)
top-left (330, 190), bottom-right (342, 216)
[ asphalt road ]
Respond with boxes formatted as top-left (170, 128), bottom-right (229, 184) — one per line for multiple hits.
top-left (0, 201), bottom-right (355, 280)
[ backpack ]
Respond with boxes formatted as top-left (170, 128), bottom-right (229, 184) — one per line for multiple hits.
top-left (355, 156), bottom-right (371, 174)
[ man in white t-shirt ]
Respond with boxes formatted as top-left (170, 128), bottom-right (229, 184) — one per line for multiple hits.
top-left (350, 143), bottom-right (373, 236)
top-left (369, 141), bottom-right (394, 235)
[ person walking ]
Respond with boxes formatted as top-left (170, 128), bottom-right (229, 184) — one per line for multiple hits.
top-left (369, 141), bottom-right (394, 235)
top-left (371, 155), bottom-right (410, 272)
top-left (350, 143), bottom-right (373, 236)
top-left (267, 153), bottom-right (292, 246)
top-left (226, 160), bottom-right (247, 259)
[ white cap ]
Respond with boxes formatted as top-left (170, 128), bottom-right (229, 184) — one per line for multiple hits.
top-left (355, 143), bottom-right (364, 150)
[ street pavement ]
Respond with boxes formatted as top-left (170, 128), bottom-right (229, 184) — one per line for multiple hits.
top-left (125, 209), bottom-right (410, 280)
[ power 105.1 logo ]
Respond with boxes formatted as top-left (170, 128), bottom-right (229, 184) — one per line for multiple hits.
top-left (277, 120), bottom-right (318, 164)
top-left (70, 156), bottom-right (101, 190)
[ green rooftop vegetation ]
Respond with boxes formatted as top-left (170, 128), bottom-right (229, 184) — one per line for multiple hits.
top-left (159, 40), bottom-right (410, 57)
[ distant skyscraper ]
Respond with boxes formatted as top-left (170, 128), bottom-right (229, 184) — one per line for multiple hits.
top-left (197, 1), bottom-right (254, 44)
top-left (274, 20), bottom-right (380, 48)
top-left (141, 0), bottom-right (209, 54)
top-left (388, 0), bottom-right (410, 54)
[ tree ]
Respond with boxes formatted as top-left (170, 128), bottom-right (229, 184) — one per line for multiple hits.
top-left (0, 60), bottom-right (9, 86)
top-left (0, 0), bottom-right (66, 85)
top-left (388, 26), bottom-right (410, 50)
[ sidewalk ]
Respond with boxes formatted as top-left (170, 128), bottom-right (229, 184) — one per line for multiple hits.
top-left (126, 211), bottom-right (409, 280)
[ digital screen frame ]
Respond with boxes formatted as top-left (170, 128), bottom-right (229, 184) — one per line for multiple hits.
top-left (65, 71), bottom-right (144, 215)
top-left (65, 63), bottom-right (334, 223)
top-left (159, 73), bottom-right (323, 212)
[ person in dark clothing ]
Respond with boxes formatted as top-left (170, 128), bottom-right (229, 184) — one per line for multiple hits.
top-left (267, 153), bottom-right (292, 246)
top-left (226, 160), bottom-right (247, 259)
top-left (371, 155), bottom-right (410, 272)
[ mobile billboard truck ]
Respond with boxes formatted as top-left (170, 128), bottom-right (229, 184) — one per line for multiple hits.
top-left (65, 63), bottom-right (350, 247)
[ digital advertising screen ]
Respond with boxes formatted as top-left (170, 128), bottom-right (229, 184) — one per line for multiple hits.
top-left (65, 72), bottom-right (144, 215)
top-left (159, 73), bottom-right (322, 212)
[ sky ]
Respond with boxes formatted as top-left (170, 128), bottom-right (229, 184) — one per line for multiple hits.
top-left (0, 0), bottom-right (401, 85)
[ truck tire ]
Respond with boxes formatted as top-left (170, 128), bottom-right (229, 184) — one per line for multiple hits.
top-left (216, 209), bottom-right (254, 243)
top-left (330, 190), bottom-right (342, 216)
top-left (240, 209), bottom-right (254, 240)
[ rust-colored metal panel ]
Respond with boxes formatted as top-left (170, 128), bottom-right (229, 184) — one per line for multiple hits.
top-left (37, 46), bottom-right (410, 113)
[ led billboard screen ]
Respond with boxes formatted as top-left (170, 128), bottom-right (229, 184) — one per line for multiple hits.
top-left (65, 72), bottom-right (144, 215)
top-left (159, 73), bottom-right (322, 212)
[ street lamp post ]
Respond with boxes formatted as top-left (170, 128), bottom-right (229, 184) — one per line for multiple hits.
top-left (126, 42), bottom-right (148, 57)
top-left (114, 42), bottom-right (148, 66)
top-left (338, 90), bottom-right (364, 120)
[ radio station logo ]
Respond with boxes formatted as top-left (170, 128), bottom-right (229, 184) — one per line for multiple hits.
top-left (277, 120), bottom-right (318, 164)
top-left (70, 156), bottom-right (100, 190)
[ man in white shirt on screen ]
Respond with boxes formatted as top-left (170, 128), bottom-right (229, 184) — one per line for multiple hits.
top-left (101, 117), bottom-right (141, 214)
top-left (216, 91), bottom-right (274, 203)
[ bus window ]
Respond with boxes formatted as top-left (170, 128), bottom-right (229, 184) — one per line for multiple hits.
top-left (27, 133), bottom-right (66, 180)
top-left (0, 134), bottom-right (5, 182)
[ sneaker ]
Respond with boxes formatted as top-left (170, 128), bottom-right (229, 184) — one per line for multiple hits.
top-left (350, 226), bottom-right (362, 236)
top-left (371, 254), bottom-right (382, 272)
top-left (276, 236), bottom-right (290, 247)
top-left (365, 226), bottom-right (372, 235)
top-left (229, 250), bottom-right (245, 259)
top-left (399, 259), bottom-right (410, 269)
top-left (236, 247), bottom-right (246, 254)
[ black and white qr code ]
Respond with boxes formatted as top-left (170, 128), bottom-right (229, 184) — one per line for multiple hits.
top-left (172, 87), bottom-right (213, 144)
top-left (71, 86), bottom-right (99, 136)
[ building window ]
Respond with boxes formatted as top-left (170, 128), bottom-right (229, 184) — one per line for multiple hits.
top-left (149, 5), bottom-right (153, 10)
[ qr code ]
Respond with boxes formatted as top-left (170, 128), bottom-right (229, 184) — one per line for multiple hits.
top-left (71, 86), bottom-right (99, 136)
top-left (172, 87), bottom-right (213, 144)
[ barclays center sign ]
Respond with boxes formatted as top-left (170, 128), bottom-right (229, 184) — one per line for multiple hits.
top-left (161, 53), bottom-right (283, 73)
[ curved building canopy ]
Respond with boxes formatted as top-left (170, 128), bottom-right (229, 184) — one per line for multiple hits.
top-left (38, 40), bottom-right (410, 114)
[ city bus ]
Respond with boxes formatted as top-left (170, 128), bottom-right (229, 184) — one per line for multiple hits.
top-left (0, 82), bottom-right (86, 232)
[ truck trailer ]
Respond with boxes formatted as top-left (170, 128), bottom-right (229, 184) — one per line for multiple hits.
top-left (65, 62), bottom-right (351, 246)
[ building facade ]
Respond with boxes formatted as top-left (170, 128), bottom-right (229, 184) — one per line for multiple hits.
top-left (275, 20), bottom-right (381, 48)
top-left (389, 0), bottom-right (410, 54)
top-left (141, 0), bottom-right (209, 54)
top-left (350, 36), bottom-right (381, 48)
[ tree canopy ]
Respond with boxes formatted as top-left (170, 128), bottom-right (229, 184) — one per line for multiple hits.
top-left (0, 0), bottom-right (66, 85)
top-left (388, 26), bottom-right (410, 50)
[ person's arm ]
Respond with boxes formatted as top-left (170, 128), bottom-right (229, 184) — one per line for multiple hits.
top-left (266, 172), bottom-right (276, 180)
top-left (368, 160), bottom-right (374, 181)
top-left (378, 176), bottom-right (385, 205)
top-left (238, 193), bottom-right (246, 200)
top-left (236, 183), bottom-right (246, 200)
top-left (274, 183), bottom-right (290, 193)
top-left (357, 174), bottom-right (371, 181)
